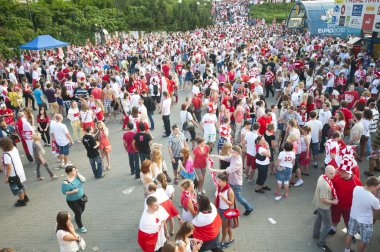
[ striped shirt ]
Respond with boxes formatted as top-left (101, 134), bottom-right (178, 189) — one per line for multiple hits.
top-left (168, 132), bottom-right (186, 157)
top-left (370, 109), bottom-right (379, 133)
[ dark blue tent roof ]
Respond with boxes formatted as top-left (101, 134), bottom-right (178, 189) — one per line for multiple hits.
top-left (19, 35), bottom-right (69, 50)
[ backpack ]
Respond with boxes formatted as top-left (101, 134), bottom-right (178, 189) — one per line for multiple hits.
top-left (153, 84), bottom-right (159, 96)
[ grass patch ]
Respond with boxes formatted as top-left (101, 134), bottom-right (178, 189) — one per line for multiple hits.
top-left (250, 2), bottom-right (294, 22)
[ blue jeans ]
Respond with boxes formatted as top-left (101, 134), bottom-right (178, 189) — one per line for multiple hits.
top-left (128, 152), bottom-right (140, 177)
top-left (139, 153), bottom-right (150, 163)
top-left (147, 111), bottom-right (155, 130)
top-left (229, 184), bottom-right (253, 211)
top-left (89, 156), bottom-right (103, 178)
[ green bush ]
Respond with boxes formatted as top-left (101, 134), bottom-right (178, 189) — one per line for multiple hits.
top-left (0, 0), bottom-right (213, 58)
top-left (250, 2), bottom-right (293, 22)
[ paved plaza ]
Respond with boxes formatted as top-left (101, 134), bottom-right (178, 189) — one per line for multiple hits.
top-left (1, 91), bottom-right (380, 252)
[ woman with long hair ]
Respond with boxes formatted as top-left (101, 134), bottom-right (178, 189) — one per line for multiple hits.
top-left (94, 99), bottom-right (105, 122)
top-left (56, 211), bottom-right (81, 252)
top-left (140, 160), bottom-right (154, 197)
top-left (79, 103), bottom-right (94, 133)
top-left (24, 107), bottom-right (34, 126)
top-left (215, 173), bottom-right (235, 248)
top-left (67, 101), bottom-right (82, 143)
top-left (299, 126), bottom-right (312, 176)
top-left (336, 111), bottom-right (346, 136)
top-left (36, 106), bottom-right (51, 146)
top-left (175, 221), bottom-right (202, 252)
top-left (150, 148), bottom-right (167, 178)
top-left (180, 180), bottom-right (198, 222)
top-left (178, 147), bottom-right (195, 181)
top-left (193, 138), bottom-right (209, 194)
top-left (96, 121), bottom-right (112, 170)
top-left (61, 165), bottom-right (87, 233)
top-left (254, 135), bottom-right (271, 193)
top-left (157, 173), bottom-right (176, 236)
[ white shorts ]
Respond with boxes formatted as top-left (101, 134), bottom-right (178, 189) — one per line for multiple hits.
top-left (204, 133), bottom-right (216, 143)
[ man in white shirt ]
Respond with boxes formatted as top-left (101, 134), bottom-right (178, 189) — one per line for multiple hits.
top-left (244, 123), bottom-right (260, 181)
top-left (50, 114), bottom-right (73, 168)
top-left (8, 68), bottom-right (18, 84)
top-left (161, 91), bottom-right (171, 137)
top-left (201, 105), bottom-right (218, 150)
top-left (344, 176), bottom-right (380, 252)
top-left (305, 110), bottom-right (323, 168)
top-left (319, 102), bottom-right (332, 127)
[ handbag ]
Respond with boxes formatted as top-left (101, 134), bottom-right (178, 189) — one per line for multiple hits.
top-left (182, 112), bottom-right (195, 131)
top-left (277, 166), bottom-right (285, 171)
top-left (223, 189), bottom-right (240, 229)
top-left (65, 179), bottom-right (88, 203)
top-left (163, 170), bottom-right (172, 183)
top-left (77, 236), bottom-right (86, 251)
top-left (4, 153), bottom-right (22, 185)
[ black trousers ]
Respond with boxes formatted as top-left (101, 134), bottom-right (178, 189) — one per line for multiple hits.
top-left (38, 125), bottom-right (50, 144)
top-left (256, 163), bottom-right (269, 186)
top-left (265, 84), bottom-right (274, 97)
top-left (162, 115), bottom-right (171, 136)
top-left (67, 199), bottom-right (85, 228)
top-left (24, 92), bottom-right (36, 109)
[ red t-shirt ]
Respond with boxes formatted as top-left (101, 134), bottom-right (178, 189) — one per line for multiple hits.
top-left (193, 145), bottom-right (209, 169)
top-left (192, 97), bottom-right (202, 110)
top-left (162, 64), bottom-right (170, 78)
top-left (332, 174), bottom-right (362, 208)
top-left (257, 115), bottom-right (272, 135)
top-left (342, 91), bottom-right (358, 110)
top-left (91, 88), bottom-right (102, 100)
top-left (37, 115), bottom-right (50, 124)
top-left (0, 108), bottom-right (14, 124)
top-left (340, 107), bottom-right (352, 129)
top-left (123, 131), bottom-right (136, 153)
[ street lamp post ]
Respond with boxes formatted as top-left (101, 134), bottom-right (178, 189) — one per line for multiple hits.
top-left (178, 0), bottom-right (183, 31)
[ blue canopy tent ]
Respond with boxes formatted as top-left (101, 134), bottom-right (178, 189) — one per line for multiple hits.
top-left (19, 35), bottom-right (69, 50)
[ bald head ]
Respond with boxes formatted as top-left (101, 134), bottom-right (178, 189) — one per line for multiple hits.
top-left (324, 165), bottom-right (336, 179)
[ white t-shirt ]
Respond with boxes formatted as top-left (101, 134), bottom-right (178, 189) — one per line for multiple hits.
top-left (305, 119), bottom-right (323, 143)
top-left (324, 139), bottom-right (339, 164)
top-left (278, 151), bottom-right (295, 168)
top-left (350, 186), bottom-right (380, 224)
top-left (201, 113), bottom-right (217, 134)
top-left (180, 111), bottom-right (193, 125)
top-left (245, 131), bottom-right (259, 156)
top-left (52, 122), bottom-right (70, 146)
top-left (3, 147), bottom-right (26, 183)
top-left (80, 110), bottom-right (93, 123)
top-left (56, 230), bottom-right (79, 252)
top-left (67, 108), bottom-right (80, 122)
top-left (162, 98), bottom-right (171, 116)
top-left (256, 146), bottom-right (270, 165)
top-left (319, 109), bottom-right (332, 126)
top-left (64, 81), bottom-right (75, 98)
top-left (362, 119), bottom-right (371, 137)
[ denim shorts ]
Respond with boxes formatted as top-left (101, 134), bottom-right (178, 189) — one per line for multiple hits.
top-left (9, 178), bottom-right (26, 196)
top-left (347, 217), bottom-right (373, 243)
top-left (311, 142), bottom-right (319, 155)
top-left (275, 167), bottom-right (292, 182)
top-left (58, 144), bottom-right (70, 156)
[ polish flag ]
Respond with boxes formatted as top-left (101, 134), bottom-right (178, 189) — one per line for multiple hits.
top-left (192, 203), bottom-right (222, 242)
top-left (138, 205), bottom-right (169, 252)
top-left (149, 188), bottom-right (179, 218)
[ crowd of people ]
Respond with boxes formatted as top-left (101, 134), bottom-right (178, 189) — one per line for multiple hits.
top-left (1, 0), bottom-right (380, 251)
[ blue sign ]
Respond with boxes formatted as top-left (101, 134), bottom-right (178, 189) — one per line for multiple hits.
top-left (352, 5), bottom-right (363, 17)
top-left (332, 16), bottom-right (337, 24)
top-left (334, 5), bottom-right (340, 12)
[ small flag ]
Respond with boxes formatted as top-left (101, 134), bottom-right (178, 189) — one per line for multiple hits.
top-left (207, 156), bottom-right (218, 187)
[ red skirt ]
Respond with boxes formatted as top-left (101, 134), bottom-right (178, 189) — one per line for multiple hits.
top-left (299, 151), bottom-right (310, 166)
top-left (82, 121), bottom-right (95, 132)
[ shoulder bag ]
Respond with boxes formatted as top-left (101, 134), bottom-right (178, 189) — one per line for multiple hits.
top-left (65, 178), bottom-right (88, 203)
top-left (182, 112), bottom-right (195, 131)
top-left (161, 160), bottom-right (172, 183)
top-left (4, 153), bottom-right (23, 187)
top-left (79, 112), bottom-right (88, 128)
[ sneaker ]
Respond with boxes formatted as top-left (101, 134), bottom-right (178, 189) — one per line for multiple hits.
top-left (220, 242), bottom-right (229, 249)
top-left (37, 177), bottom-right (46, 181)
top-left (294, 179), bottom-right (304, 187)
top-left (262, 186), bottom-right (271, 191)
top-left (226, 239), bottom-right (235, 246)
top-left (78, 227), bottom-right (88, 233)
top-left (24, 195), bottom-right (30, 202)
top-left (243, 209), bottom-right (253, 216)
top-left (50, 175), bottom-right (58, 180)
top-left (59, 163), bottom-right (65, 168)
top-left (317, 243), bottom-right (332, 252)
top-left (47, 144), bottom-right (51, 147)
top-left (328, 229), bottom-right (336, 236)
top-left (201, 190), bottom-right (206, 194)
top-left (15, 200), bottom-right (27, 207)
top-left (255, 189), bottom-right (265, 193)
top-left (274, 195), bottom-right (282, 201)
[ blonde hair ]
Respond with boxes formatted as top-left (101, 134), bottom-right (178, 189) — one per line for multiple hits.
top-left (298, 82), bottom-right (305, 90)
top-left (151, 148), bottom-right (162, 165)
top-left (32, 132), bottom-right (42, 141)
top-left (220, 142), bottom-right (232, 156)
top-left (287, 132), bottom-right (299, 142)
top-left (95, 99), bottom-right (104, 110)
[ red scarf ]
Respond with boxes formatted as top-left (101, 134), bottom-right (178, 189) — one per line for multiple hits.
top-left (215, 183), bottom-right (230, 208)
top-left (322, 174), bottom-right (337, 199)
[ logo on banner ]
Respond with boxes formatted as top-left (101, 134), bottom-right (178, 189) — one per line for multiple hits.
top-left (352, 5), bottom-right (363, 16)
top-left (362, 14), bottom-right (375, 30)
top-left (350, 17), bottom-right (361, 28)
top-left (378, 6), bottom-right (380, 15)
top-left (341, 5), bottom-right (346, 15)
top-left (339, 16), bottom-right (346, 26)
top-left (345, 16), bottom-right (351, 26)
top-left (366, 6), bottom-right (375, 12)
top-left (334, 5), bottom-right (340, 12)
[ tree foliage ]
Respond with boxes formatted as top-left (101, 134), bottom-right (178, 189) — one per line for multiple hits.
top-left (0, 0), bottom-right (212, 58)
top-left (250, 2), bottom-right (293, 23)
